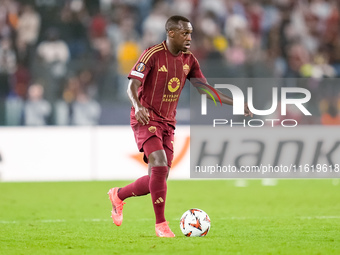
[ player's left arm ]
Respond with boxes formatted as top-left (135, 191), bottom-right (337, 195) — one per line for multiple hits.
top-left (188, 57), bottom-right (252, 117)
top-left (196, 84), bottom-right (253, 117)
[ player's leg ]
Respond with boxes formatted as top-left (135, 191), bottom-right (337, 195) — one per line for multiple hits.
top-left (147, 141), bottom-right (173, 224)
top-left (116, 175), bottom-right (150, 200)
top-left (146, 133), bottom-right (175, 237)
top-left (148, 148), bottom-right (168, 225)
top-left (116, 135), bottom-right (170, 227)
top-left (116, 134), bottom-right (165, 201)
top-left (108, 124), bottom-right (159, 226)
top-left (108, 173), bottom-right (150, 226)
top-left (108, 173), bottom-right (150, 225)
top-left (147, 149), bottom-right (174, 237)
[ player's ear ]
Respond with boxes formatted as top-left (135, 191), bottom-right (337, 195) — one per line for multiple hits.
top-left (168, 30), bottom-right (175, 38)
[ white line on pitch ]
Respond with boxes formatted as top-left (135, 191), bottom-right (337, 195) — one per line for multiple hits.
top-left (299, 216), bottom-right (340, 220)
top-left (0, 219), bottom-right (111, 224)
top-left (0, 216), bottom-right (339, 224)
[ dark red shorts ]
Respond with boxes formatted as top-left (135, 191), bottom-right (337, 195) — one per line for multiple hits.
top-left (131, 121), bottom-right (174, 167)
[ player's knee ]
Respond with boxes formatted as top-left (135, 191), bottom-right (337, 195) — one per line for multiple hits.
top-left (148, 150), bottom-right (168, 167)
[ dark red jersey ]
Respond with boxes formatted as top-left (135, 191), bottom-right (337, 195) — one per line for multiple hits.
top-left (128, 41), bottom-right (206, 126)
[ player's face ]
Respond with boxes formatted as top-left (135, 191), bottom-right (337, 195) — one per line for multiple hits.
top-left (173, 21), bottom-right (193, 52)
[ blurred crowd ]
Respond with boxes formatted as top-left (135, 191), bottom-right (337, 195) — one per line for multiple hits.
top-left (0, 0), bottom-right (340, 126)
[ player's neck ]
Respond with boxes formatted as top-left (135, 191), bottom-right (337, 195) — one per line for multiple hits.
top-left (166, 40), bottom-right (181, 56)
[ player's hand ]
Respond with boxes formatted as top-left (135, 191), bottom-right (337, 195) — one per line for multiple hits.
top-left (244, 103), bottom-right (253, 117)
top-left (135, 106), bottom-right (150, 125)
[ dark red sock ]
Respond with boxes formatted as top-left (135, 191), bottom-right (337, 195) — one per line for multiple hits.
top-left (117, 175), bottom-right (150, 201)
top-left (149, 166), bottom-right (168, 224)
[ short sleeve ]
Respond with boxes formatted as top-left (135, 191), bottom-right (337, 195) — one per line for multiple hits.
top-left (128, 49), bottom-right (153, 83)
top-left (187, 56), bottom-right (206, 81)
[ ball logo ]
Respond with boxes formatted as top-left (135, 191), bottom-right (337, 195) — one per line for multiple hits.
top-left (168, 77), bottom-right (180, 93)
top-left (135, 62), bottom-right (146, 72)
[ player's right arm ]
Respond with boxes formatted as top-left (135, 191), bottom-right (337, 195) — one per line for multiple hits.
top-left (127, 78), bottom-right (150, 125)
top-left (127, 44), bottom-right (163, 125)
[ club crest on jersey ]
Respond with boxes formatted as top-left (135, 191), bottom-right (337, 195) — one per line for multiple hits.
top-left (183, 64), bottom-right (190, 75)
top-left (135, 62), bottom-right (146, 72)
top-left (148, 126), bottom-right (157, 133)
top-left (168, 77), bottom-right (180, 93)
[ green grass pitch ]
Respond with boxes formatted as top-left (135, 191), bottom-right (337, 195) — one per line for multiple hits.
top-left (0, 179), bottom-right (339, 255)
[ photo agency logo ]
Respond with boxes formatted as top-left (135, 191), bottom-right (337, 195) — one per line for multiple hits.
top-left (199, 83), bottom-right (312, 128)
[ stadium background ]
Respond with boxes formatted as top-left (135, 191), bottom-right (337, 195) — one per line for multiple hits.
top-left (0, 0), bottom-right (339, 181)
top-left (0, 1), bottom-right (339, 254)
top-left (0, 0), bottom-right (340, 126)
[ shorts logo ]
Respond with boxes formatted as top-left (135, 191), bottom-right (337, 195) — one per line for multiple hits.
top-left (135, 62), bottom-right (146, 72)
top-left (183, 64), bottom-right (190, 75)
top-left (168, 77), bottom-right (180, 93)
top-left (148, 126), bottom-right (157, 133)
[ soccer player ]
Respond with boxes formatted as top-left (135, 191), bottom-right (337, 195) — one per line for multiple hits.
top-left (108, 15), bottom-right (252, 237)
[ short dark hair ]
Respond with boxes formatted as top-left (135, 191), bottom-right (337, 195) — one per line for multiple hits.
top-left (165, 15), bottom-right (190, 32)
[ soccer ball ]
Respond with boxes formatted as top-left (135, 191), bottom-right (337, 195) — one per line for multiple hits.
top-left (180, 209), bottom-right (211, 237)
